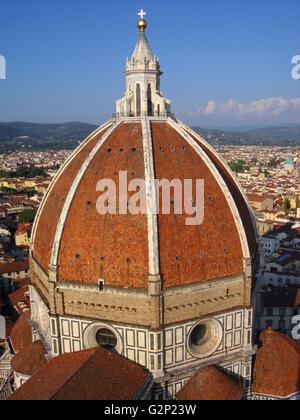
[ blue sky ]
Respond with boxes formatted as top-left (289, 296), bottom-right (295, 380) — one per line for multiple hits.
top-left (0, 0), bottom-right (299, 127)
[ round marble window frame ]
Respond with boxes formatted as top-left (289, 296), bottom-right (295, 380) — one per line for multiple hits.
top-left (187, 318), bottom-right (223, 359)
top-left (83, 322), bottom-right (123, 354)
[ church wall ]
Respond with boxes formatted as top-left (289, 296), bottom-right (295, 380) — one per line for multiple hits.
top-left (49, 307), bottom-right (253, 382)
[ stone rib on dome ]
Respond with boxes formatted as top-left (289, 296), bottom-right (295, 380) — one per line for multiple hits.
top-left (31, 117), bottom-right (257, 291)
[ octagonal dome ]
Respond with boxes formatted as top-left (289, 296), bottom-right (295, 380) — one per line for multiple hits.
top-left (31, 117), bottom-right (257, 291)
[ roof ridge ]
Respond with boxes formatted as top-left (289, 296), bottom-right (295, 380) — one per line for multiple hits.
top-left (48, 348), bottom-right (97, 400)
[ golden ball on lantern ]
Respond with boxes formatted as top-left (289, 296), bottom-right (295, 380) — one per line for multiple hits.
top-left (137, 19), bottom-right (147, 32)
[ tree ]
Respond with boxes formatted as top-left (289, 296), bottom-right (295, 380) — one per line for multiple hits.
top-left (228, 160), bottom-right (249, 173)
top-left (0, 166), bottom-right (48, 179)
top-left (283, 198), bottom-right (291, 212)
top-left (18, 208), bottom-right (37, 223)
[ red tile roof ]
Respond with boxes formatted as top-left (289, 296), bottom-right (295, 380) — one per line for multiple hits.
top-left (11, 340), bottom-right (47, 376)
top-left (252, 328), bottom-right (300, 398)
top-left (33, 126), bottom-right (110, 273)
top-left (247, 194), bottom-right (272, 203)
top-left (176, 365), bottom-right (244, 401)
top-left (15, 223), bottom-right (32, 236)
top-left (9, 311), bottom-right (32, 353)
top-left (0, 260), bottom-right (29, 275)
top-left (8, 285), bottom-right (30, 314)
top-left (9, 347), bottom-right (151, 400)
top-left (32, 121), bottom-right (256, 291)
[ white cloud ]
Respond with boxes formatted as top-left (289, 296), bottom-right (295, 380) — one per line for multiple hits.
top-left (190, 97), bottom-right (300, 119)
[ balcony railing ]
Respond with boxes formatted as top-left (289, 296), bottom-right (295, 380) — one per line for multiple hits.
top-left (112, 111), bottom-right (176, 120)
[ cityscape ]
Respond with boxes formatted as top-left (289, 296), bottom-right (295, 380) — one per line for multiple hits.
top-left (0, 0), bottom-right (300, 405)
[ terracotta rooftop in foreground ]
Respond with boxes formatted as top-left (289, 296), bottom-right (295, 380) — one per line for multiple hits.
top-left (9, 347), bottom-right (152, 400)
top-left (176, 365), bottom-right (244, 401)
top-left (9, 311), bottom-right (32, 353)
top-left (11, 340), bottom-right (47, 377)
top-left (252, 328), bottom-right (300, 398)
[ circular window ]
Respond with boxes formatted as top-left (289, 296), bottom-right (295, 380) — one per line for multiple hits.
top-left (83, 323), bottom-right (123, 354)
top-left (188, 318), bottom-right (223, 359)
top-left (96, 328), bottom-right (118, 350)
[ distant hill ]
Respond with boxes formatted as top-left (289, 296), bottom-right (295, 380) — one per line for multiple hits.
top-left (0, 122), bottom-right (98, 153)
top-left (0, 121), bottom-right (299, 153)
top-left (192, 125), bottom-right (300, 147)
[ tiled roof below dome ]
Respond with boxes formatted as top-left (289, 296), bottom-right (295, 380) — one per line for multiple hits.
top-left (9, 311), bottom-right (32, 354)
top-left (11, 340), bottom-right (47, 376)
top-left (252, 328), bottom-right (300, 398)
top-left (176, 365), bottom-right (244, 401)
top-left (9, 347), bottom-right (152, 400)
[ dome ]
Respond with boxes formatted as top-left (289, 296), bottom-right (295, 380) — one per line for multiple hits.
top-left (176, 365), bottom-right (244, 401)
top-left (31, 118), bottom-right (257, 291)
top-left (252, 328), bottom-right (300, 398)
top-left (284, 158), bottom-right (295, 167)
top-left (10, 311), bottom-right (32, 353)
top-left (20, 13), bottom-right (257, 401)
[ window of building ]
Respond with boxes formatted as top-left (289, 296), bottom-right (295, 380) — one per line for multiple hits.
top-left (96, 328), bottom-right (118, 350)
top-left (150, 355), bottom-right (155, 370)
top-left (136, 83), bottom-right (141, 116)
top-left (147, 84), bottom-right (153, 116)
top-left (150, 334), bottom-right (155, 350)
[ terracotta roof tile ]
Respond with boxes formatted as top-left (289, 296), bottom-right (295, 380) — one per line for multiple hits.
top-left (9, 347), bottom-right (151, 400)
top-left (32, 120), bottom-right (256, 290)
top-left (252, 328), bottom-right (300, 398)
top-left (176, 365), bottom-right (244, 401)
top-left (11, 340), bottom-right (47, 376)
top-left (0, 260), bottom-right (29, 275)
top-left (9, 311), bottom-right (32, 353)
top-left (8, 285), bottom-right (30, 314)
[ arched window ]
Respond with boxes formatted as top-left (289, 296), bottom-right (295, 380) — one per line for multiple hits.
top-left (147, 83), bottom-right (153, 116)
top-left (136, 83), bottom-right (141, 116)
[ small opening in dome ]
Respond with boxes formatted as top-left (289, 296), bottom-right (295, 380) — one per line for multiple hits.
top-left (160, 147), bottom-right (164, 153)
top-left (176, 256), bottom-right (181, 263)
top-left (98, 280), bottom-right (105, 292)
top-left (132, 148), bottom-right (136, 152)
top-left (182, 146), bottom-right (187, 151)
top-left (75, 254), bottom-right (80, 259)
top-left (107, 148), bottom-right (112, 153)
top-left (224, 248), bottom-right (230, 254)
top-left (170, 146), bottom-right (176, 152)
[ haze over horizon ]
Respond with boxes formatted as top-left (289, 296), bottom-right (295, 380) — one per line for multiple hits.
top-left (0, 0), bottom-right (300, 127)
